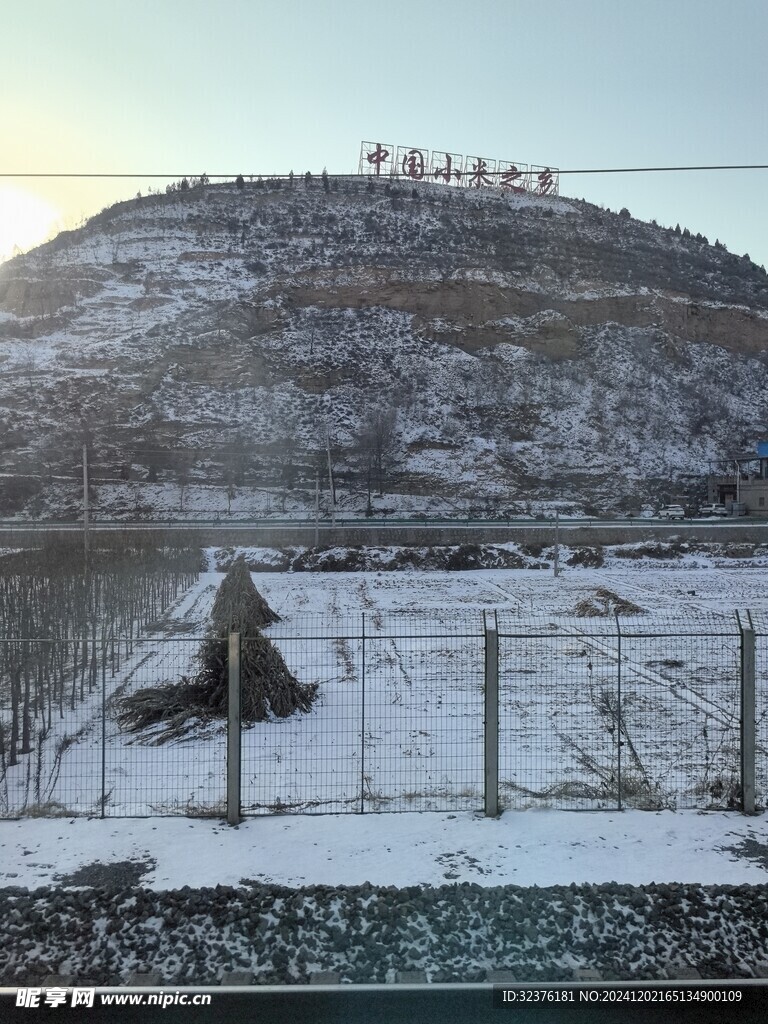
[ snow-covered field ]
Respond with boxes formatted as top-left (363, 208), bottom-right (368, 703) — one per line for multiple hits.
top-left (2, 556), bottom-right (767, 822)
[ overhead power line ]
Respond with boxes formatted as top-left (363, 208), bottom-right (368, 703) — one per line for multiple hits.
top-left (559, 165), bottom-right (768, 175)
top-left (2, 165), bottom-right (768, 178)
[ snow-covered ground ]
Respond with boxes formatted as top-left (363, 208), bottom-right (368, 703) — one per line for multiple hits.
top-left (2, 557), bottom-right (767, 890)
top-left (3, 557), bottom-right (766, 819)
top-left (2, 560), bottom-right (768, 995)
top-left (1, 806), bottom-right (767, 891)
top-left (4, 180), bottom-right (768, 525)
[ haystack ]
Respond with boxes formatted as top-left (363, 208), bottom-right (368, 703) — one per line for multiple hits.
top-left (193, 630), bottom-right (316, 721)
top-left (115, 559), bottom-right (316, 740)
top-left (211, 554), bottom-right (280, 630)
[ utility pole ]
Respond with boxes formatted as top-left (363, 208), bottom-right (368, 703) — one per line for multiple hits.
top-left (82, 443), bottom-right (89, 572)
top-left (314, 472), bottom-right (320, 546)
top-left (326, 431), bottom-right (336, 526)
top-left (553, 510), bottom-right (560, 578)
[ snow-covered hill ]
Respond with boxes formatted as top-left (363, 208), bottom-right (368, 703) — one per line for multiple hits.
top-left (1, 176), bottom-right (768, 518)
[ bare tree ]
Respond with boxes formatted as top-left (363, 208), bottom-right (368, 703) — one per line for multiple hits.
top-left (19, 344), bottom-right (38, 387)
top-left (223, 468), bottom-right (236, 514)
top-left (356, 406), bottom-right (398, 496)
top-left (177, 453), bottom-right (193, 511)
top-left (264, 414), bottom-right (300, 511)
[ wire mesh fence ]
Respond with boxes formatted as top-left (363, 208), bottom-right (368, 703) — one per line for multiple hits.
top-left (240, 615), bottom-right (485, 814)
top-left (748, 610), bottom-right (768, 807)
top-left (358, 615), bottom-right (484, 813)
top-left (0, 636), bottom-right (228, 818)
top-left (241, 623), bottom-right (364, 814)
top-left (104, 637), bottom-right (228, 816)
top-left (0, 638), bottom-right (107, 817)
top-left (496, 618), bottom-right (621, 810)
top-left (616, 619), bottom-right (742, 810)
top-left (0, 611), bottom-right (763, 818)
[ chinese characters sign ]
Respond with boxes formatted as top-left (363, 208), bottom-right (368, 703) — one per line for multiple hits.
top-left (16, 987), bottom-right (95, 1009)
top-left (359, 141), bottom-right (558, 196)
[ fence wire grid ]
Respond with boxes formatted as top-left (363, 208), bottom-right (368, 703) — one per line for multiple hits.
top-left (0, 611), bottom-right (764, 818)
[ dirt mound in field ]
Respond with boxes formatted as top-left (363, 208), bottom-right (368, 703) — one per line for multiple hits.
top-left (573, 588), bottom-right (644, 617)
top-left (565, 546), bottom-right (604, 568)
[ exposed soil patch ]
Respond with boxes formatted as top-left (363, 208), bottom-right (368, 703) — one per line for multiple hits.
top-left (53, 859), bottom-right (156, 889)
top-left (216, 544), bottom-right (543, 573)
top-left (721, 838), bottom-right (768, 872)
top-left (573, 588), bottom-right (644, 617)
top-left (566, 546), bottom-right (604, 568)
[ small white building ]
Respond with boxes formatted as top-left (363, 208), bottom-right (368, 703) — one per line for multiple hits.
top-left (708, 442), bottom-right (768, 514)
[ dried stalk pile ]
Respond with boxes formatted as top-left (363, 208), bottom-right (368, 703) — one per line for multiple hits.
top-left (210, 555), bottom-right (280, 631)
top-left (193, 631), bottom-right (316, 721)
top-left (116, 559), bottom-right (316, 739)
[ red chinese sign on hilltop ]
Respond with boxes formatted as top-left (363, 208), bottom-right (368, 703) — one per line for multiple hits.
top-left (359, 141), bottom-right (558, 196)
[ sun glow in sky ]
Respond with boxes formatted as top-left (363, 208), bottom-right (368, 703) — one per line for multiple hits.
top-left (0, 185), bottom-right (62, 261)
top-left (2, 0), bottom-right (768, 267)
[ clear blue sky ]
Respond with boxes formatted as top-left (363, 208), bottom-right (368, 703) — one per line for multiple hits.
top-left (3, 0), bottom-right (768, 266)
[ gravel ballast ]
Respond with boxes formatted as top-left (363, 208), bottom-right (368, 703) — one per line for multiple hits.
top-left (2, 880), bottom-right (767, 985)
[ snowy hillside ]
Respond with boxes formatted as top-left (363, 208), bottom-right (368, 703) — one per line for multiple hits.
top-left (1, 176), bottom-right (768, 518)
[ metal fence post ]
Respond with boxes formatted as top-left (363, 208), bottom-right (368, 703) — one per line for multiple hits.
top-left (615, 614), bottom-right (622, 812)
top-left (739, 613), bottom-right (756, 815)
top-left (101, 639), bottom-right (107, 819)
top-left (227, 632), bottom-right (241, 826)
top-left (361, 612), bottom-right (366, 814)
top-left (484, 613), bottom-right (500, 817)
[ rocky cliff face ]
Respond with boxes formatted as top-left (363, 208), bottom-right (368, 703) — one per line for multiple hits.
top-left (1, 177), bottom-right (767, 518)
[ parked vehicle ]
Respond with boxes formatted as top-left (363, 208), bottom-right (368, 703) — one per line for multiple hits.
top-left (656, 504), bottom-right (686, 520)
top-left (697, 503), bottom-right (728, 517)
